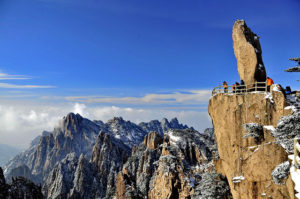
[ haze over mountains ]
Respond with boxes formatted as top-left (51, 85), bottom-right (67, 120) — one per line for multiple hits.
top-left (0, 144), bottom-right (21, 167)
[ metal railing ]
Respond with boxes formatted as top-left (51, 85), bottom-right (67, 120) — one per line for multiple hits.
top-left (212, 82), bottom-right (268, 95)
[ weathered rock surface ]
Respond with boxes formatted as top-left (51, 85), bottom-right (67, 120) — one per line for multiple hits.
top-left (233, 20), bottom-right (266, 85)
top-left (116, 129), bottom-right (232, 199)
top-left (43, 130), bottom-right (130, 199)
top-left (4, 113), bottom-right (100, 183)
top-left (208, 88), bottom-right (295, 199)
top-left (91, 131), bottom-right (130, 198)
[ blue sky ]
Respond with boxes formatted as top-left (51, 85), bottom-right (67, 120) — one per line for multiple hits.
top-left (0, 0), bottom-right (300, 147)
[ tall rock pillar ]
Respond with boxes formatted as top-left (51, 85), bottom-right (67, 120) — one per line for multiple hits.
top-left (233, 20), bottom-right (267, 85)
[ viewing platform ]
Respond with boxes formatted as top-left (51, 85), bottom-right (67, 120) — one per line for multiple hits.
top-left (212, 81), bottom-right (270, 95)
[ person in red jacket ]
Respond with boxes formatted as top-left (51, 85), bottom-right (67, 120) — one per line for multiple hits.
top-left (267, 77), bottom-right (274, 92)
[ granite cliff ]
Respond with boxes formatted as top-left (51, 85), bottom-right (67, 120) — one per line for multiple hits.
top-left (208, 20), bottom-right (300, 199)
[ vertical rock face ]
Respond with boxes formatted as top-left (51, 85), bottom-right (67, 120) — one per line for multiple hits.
top-left (233, 20), bottom-right (267, 85)
top-left (43, 131), bottom-right (131, 199)
top-left (91, 131), bottom-right (130, 198)
top-left (116, 131), bottom-right (163, 199)
top-left (116, 129), bottom-right (232, 199)
top-left (208, 89), bottom-right (295, 199)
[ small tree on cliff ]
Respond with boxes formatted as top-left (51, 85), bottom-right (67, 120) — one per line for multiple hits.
top-left (285, 57), bottom-right (300, 72)
top-left (284, 57), bottom-right (300, 81)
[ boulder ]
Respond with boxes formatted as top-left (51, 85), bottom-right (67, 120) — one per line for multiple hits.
top-left (233, 20), bottom-right (266, 85)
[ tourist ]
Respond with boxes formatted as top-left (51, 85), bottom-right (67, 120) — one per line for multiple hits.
top-left (240, 80), bottom-right (245, 93)
top-left (267, 77), bottom-right (274, 92)
top-left (223, 81), bottom-right (228, 93)
top-left (235, 82), bottom-right (240, 93)
top-left (232, 83), bottom-right (236, 93)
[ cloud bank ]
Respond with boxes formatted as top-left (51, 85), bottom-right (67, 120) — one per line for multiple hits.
top-left (65, 90), bottom-right (211, 106)
top-left (0, 102), bottom-right (212, 149)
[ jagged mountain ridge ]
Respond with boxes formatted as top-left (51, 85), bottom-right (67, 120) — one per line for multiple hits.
top-left (4, 113), bottom-right (189, 183)
top-left (1, 112), bottom-right (232, 198)
top-left (116, 129), bottom-right (231, 198)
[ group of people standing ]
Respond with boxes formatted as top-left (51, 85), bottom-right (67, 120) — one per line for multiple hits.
top-left (222, 80), bottom-right (245, 93)
top-left (222, 77), bottom-right (274, 93)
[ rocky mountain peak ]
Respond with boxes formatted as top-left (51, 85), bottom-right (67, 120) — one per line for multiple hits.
top-left (161, 118), bottom-right (169, 125)
top-left (107, 116), bottom-right (125, 124)
top-left (61, 113), bottom-right (83, 134)
top-left (4, 114), bottom-right (202, 198)
top-left (169, 117), bottom-right (178, 124)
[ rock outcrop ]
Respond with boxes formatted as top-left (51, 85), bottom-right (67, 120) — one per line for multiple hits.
top-left (208, 20), bottom-right (300, 199)
top-left (233, 20), bottom-right (266, 85)
top-left (43, 130), bottom-right (130, 199)
top-left (209, 83), bottom-right (296, 198)
top-left (116, 129), bottom-right (232, 199)
top-left (91, 131), bottom-right (130, 198)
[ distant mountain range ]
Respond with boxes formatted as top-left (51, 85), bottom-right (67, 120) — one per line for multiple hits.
top-left (2, 113), bottom-right (231, 198)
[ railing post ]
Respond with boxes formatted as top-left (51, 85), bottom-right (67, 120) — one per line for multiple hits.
top-left (255, 82), bottom-right (257, 92)
top-left (265, 81), bottom-right (267, 92)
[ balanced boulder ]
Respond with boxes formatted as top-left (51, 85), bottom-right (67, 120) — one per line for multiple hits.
top-left (233, 20), bottom-right (267, 85)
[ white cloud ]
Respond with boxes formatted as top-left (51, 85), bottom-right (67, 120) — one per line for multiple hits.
top-left (0, 83), bottom-right (55, 89)
top-left (0, 70), bottom-right (55, 89)
top-left (73, 103), bottom-right (87, 116)
top-left (0, 104), bottom-right (66, 148)
top-left (0, 71), bottom-right (31, 80)
top-left (0, 102), bottom-right (212, 149)
top-left (65, 90), bottom-right (211, 105)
